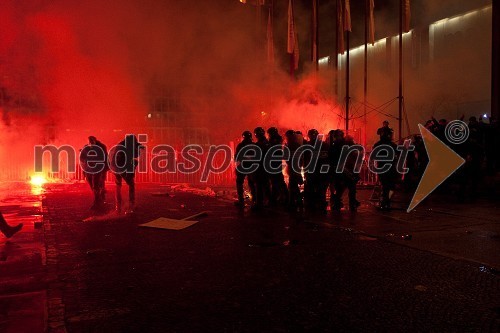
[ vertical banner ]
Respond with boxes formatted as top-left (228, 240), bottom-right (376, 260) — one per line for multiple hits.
top-left (267, 7), bottom-right (274, 64)
top-left (368, 0), bottom-right (375, 45)
top-left (404, 0), bottom-right (411, 32)
top-left (344, 0), bottom-right (352, 32)
top-left (287, 0), bottom-right (295, 54)
top-left (294, 32), bottom-right (300, 70)
top-left (337, 0), bottom-right (345, 54)
top-left (312, 0), bottom-right (318, 65)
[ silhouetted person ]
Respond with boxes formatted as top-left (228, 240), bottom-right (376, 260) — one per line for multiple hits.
top-left (484, 116), bottom-right (498, 174)
top-left (267, 127), bottom-right (288, 206)
top-left (328, 129), bottom-right (345, 211)
top-left (377, 120), bottom-right (393, 138)
top-left (252, 127), bottom-right (270, 210)
top-left (455, 117), bottom-right (484, 201)
top-left (80, 136), bottom-right (108, 211)
top-left (109, 134), bottom-right (144, 214)
top-left (373, 130), bottom-right (398, 210)
top-left (234, 131), bottom-right (256, 208)
top-left (336, 135), bottom-right (361, 211)
top-left (304, 129), bottom-right (329, 213)
top-left (285, 130), bottom-right (304, 210)
top-left (0, 212), bottom-right (22, 238)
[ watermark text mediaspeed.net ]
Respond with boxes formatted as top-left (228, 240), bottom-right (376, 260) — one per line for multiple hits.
top-left (34, 134), bottom-right (415, 182)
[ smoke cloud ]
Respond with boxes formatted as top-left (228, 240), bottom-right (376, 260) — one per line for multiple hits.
top-left (0, 0), bottom-right (493, 178)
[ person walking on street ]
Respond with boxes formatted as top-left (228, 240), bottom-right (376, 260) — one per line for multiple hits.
top-left (80, 136), bottom-right (108, 211)
top-left (109, 134), bottom-right (144, 214)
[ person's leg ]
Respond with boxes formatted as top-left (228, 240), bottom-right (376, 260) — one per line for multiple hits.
top-left (379, 175), bottom-right (391, 209)
top-left (332, 175), bottom-right (345, 211)
top-left (347, 179), bottom-right (360, 210)
top-left (247, 175), bottom-right (257, 204)
top-left (288, 175), bottom-right (298, 207)
top-left (0, 212), bottom-right (22, 238)
top-left (269, 174), bottom-right (279, 205)
top-left (278, 173), bottom-right (289, 205)
top-left (317, 174), bottom-right (329, 213)
top-left (114, 173), bottom-right (123, 213)
top-left (100, 171), bottom-right (107, 202)
top-left (92, 173), bottom-right (103, 209)
top-left (236, 171), bottom-right (245, 205)
top-left (85, 173), bottom-right (93, 190)
top-left (124, 173), bottom-right (136, 211)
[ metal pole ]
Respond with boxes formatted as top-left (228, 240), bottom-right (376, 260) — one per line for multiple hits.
top-left (334, 0), bottom-right (339, 101)
top-left (493, 0), bottom-right (500, 120)
top-left (346, 30), bottom-right (350, 133)
top-left (398, 0), bottom-right (403, 141)
top-left (335, 0), bottom-right (339, 70)
top-left (312, 0), bottom-right (319, 71)
top-left (364, 0), bottom-right (368, 146)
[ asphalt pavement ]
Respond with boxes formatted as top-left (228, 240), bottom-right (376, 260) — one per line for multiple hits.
top-left (1, 181), bottom-right (499, 332)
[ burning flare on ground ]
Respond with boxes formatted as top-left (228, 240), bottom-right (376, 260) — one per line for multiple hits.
top-left (30, 174), bottom-right (47, 187)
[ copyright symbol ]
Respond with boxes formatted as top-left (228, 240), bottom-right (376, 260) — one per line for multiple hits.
top-left (445, 120), bottom-right (469, 145)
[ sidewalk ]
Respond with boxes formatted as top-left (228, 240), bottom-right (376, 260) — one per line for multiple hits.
top-left (317, 189), bottom-right (500, 270)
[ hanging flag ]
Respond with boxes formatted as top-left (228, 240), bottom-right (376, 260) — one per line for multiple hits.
top-left (294, 32), bottom-right (300, 70)
top-left (287, 0), bottom-right (295, 54)
top-left (312, 0), bottom-right (318, 64)
top-left (404, 0), bottom-right (411, 32)
top-left (337, 0), bottom-right (345, 54)
top-left (267, 7), bottom-right (274, 64)
top-left (368, 0), bottom-right (375, 45)
top-left (344, 0), bottom-right (352, 32)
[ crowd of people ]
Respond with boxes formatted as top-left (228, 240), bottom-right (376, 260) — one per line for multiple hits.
top-left (234, 114), bottom-right (500, 214)
top-left (235, 126), bottom-right (372, 214)
top-left (419, 115), bottom-right (499, 201)
top-left (2, 115), bottom-right (497, 239)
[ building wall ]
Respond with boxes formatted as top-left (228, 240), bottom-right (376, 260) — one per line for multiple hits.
top-left (322, 5), bottom-right (492, 144)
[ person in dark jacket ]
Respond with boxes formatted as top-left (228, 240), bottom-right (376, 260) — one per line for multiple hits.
top-left (336, 135), bottom-right (361, 211)
top-left (303, 129), bottom-right (330, 213)
top-left (252, 127), bottom-right (270, 210)
top-left (373, 130), bottom-right (399, 210)
top-left (328, 129), bottom-right (345, 211)
top-left (234, 131), bottom-right (257, 208)
top-left (285, 130), bottom-right (304, 210)
top-left (267, 127), bottom-right (288, 206)
top-left (80, 136), bottom-right (108, 211)
top-left (109, 134), bottom-right (144, 214)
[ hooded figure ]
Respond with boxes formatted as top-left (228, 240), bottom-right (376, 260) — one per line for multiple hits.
top-left (109, 135), bottom-right (144, 214)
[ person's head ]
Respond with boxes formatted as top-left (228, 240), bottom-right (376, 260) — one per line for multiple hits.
top-left (345, 135), bottom-right (355, 145)
top-left (425, 120), bottom-right (433, 129)
top-left (328, 130), bottom-right (336, 144)
top-left (382, 120), bottom-right (389, 127)
top-left (469, 116), bottom-right (477, 124)
top-left (308, 129), bottom-right (319, 143)
top-left (335, 129), bottom-right (345, 140)
top-left (254, 127), bottom-right (266, 139)
top-left (242, 130), bottom-right (252, 141)
top-left (88, 136), bottom-right (97, 145)
top-left (439, 119), bottom-right (447, 126)
top-left (285, 129), bottom-right (295, 138)
top-left (267, 127), bottom-right (279, 138)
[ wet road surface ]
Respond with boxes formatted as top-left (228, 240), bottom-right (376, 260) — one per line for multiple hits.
top-left (30, 182), bottom-right (500, 332)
